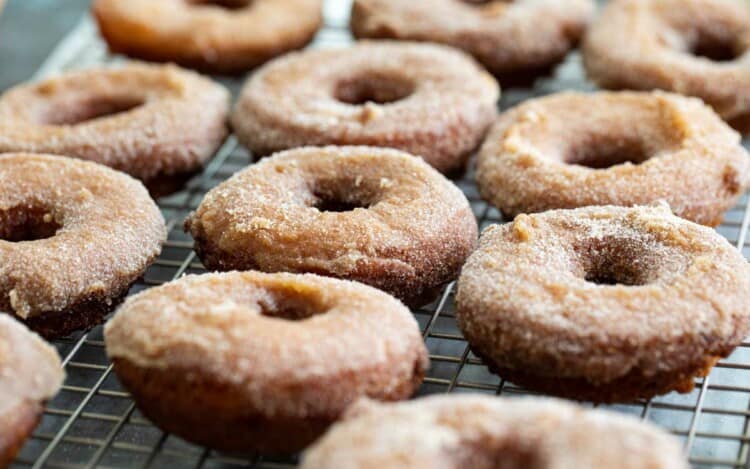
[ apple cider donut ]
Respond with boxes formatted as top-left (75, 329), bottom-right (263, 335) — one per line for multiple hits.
top-left (105, 271), bottom-right (429, 454)
top-left (456, 204), bottom-right (750, 403)
top-left (185, 146), bottom-right (478, 306)
top-left (0, 316), bottom-right (64, 467)
top-left (477, 91), bottom-right (750, 226)
top-left (0, 63), bottom-right (229, 194)
top-left (583, 0), bottom-right (750, 132)
top-left (231, 41), bottom-right (499, 174)
top-left (92, 0), bottom-right (322, 74)
top-left (0, 154), bottom-right (166, 338)
top-left (351, 0), bottom-right (595, 86)
top-left (301, 395), bottom-right (688, 469)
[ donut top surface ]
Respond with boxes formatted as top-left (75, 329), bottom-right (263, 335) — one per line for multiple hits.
top-left (0, 315), bottom-right (63, 416)
top-left (456, 204), bottom-right (750, 384)
top-left (477, 91), bottom-right (750, 224)
top-left (0, 154), bottom-right (166, 319)
top-left (105, 272), bottom-right (428, 391)
top-left (583, 0), bottom-right (750, 123)
top-left (0, 63), bottom-right (230, 181)
top-left (301, 394), bottom-right (688, 469)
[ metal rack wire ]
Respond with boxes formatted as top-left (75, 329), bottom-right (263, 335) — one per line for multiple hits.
top-left (8, 1), bottom-right (750, 468)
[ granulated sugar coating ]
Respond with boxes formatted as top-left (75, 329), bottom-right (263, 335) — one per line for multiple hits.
top-left (477, 91), bottom-right (750, 226)
top-left (93, 0), bottom-right (323, 74)
top-left (301, 395), bottom-right (688, 469)
top-left (350, 0), bottom-right (594, 85)
top-left (583, 0), bottom-right (750, 133)
top-left (231, 41), bottom-right (499, 174)
top-left (0, 63), bottom-right (230, 187)
top-left (105, 271), bottom-right (429, 454)
top-left (0, 154), bottom-right (166, 338)
top-left (456, 204), bottom-right (750, 403)
top-left (0, 315), bottom-right (63, 466)
top-left (185, 146), bottom-right (478, 306)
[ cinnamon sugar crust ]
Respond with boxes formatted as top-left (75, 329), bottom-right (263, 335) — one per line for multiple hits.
top-left (477, 91), bottom-right (750, 226)
top-left (456, 204), bottom-right (750, 403)
top-left (301, 395), bottom-right (688, 468)
top-left (0, 154), bottom-right (166, 338)
top-left (351, 0), bottom-right (595, 86)
top-left (185, 146), bottom-right (478, 306)
top-left (0, 63), bottom-right (229, 188)
top-left (583, 0), bottom-right (750, 132)
top-left (93, 0), bottom-right (323, 74)
top-left (231, 41), bottom-right (499, 174)
top-left (105, 271), bottom-right (429, 453)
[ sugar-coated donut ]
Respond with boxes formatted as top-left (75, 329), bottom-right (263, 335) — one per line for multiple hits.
top-left (0, 315), bottom-right (64, 467)
top-left (477, 91), bottom-right (750, 226)
top-left (456, 204), bottom-right (750, 403)
top-left (92, 0), bottom-right (322, 74)
top-left (185, 146), bottom-right (478, 306)
top-left (0, 63), bottom-right (229, 194)
top-left (231, 41), bottom-right (499, 174)
top-left (351, 0), bottom-right (595, 85)
top-left (105, 271), bottom-right (429, 454)
top-left (583, 0), bottom-right (750, 132)
top-left (0, 154), bottom-right (166, 338)
top-left (302, 395), bottom-right (688, 469)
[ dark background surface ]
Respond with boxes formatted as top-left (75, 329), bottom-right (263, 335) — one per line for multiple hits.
top-left (0, 0), bottom-right (90, 90)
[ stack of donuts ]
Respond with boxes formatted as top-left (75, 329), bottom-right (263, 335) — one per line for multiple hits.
top-left (2, 0), bottom-right (750, 467)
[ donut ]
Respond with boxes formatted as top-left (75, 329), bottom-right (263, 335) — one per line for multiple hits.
top-left (583, 0), bottom-right (750, 132)
top-left (0, 154), bottom-right (166, 338)
top-left (104, 271), bottom-right (429, 453)
top-left (231, 41), bottom-right (499, 174)
top-left (350, 0), bottom-right (595, 86)
top-left (302, 395), bottom-right (688, 468)
top-left (185, 146), bottom-right (478, 306)
top-left (476, 91), bottom-right (750, 226)
top-left (456, 204), bottom-right (750, 403)
top-left (0, 63), bottom-right (229, 195)
top-left (1, 315), bottom-right (64, 467)
top-left (92, 0), bottom-right (323, 74)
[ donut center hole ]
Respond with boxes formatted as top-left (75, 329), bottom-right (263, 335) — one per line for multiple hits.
top-left (566, 139), bottom-right (651, 169)
top-left (313, 191), bottom-right (369, 212)
top-left (0, 205), bottom-right (60, 242)
top-left (188, 0), bottom-right (253, 9)
top-left (43, 96), bottom-right (144, 126)
top-left (335, 74), bottom-right (415, 105)
top-left (689, 36), bottom-right (741, 62)
top-left (257, 288), bottom-right (327, 321)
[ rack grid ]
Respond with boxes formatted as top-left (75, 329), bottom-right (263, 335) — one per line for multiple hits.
top-left (8, 1), bottom-right (750, 468)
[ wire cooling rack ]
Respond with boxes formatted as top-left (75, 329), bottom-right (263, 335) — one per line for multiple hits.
top-left (8, 1), bottom-right (750, 468)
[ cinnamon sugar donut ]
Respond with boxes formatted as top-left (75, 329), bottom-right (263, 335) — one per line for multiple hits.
top-left (92, 0), bottom-right (322, 74)
top-left (0, 316), bottom-right (63, 467)
top-left (456, 204), bottom-right (750, 403)
top-left (0, 63), bottom-right (229, 194)
top-left (477, 91), bottom-right (750, 226)
top-left (0, 154), bottom-right (166, 338)
top-left (583, 0), bottom-right (750, 132)
top-left (302, 395), bottom-right (688, 469)
top-left (231, 41), bottom-right (499, 174)
top-left (185, 146), bottom-right (478, 306)
top-left (105, 271), bottom-right (429, 453)
top-left (351, 0), bottom-right (595, 85)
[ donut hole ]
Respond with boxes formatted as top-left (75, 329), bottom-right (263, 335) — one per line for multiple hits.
top-left (688, 35), bottom-right (742, 62)
top-left (309, 178), bottom-right (379, 213)
top-left (334, 73), bottom-right (415, 105)
top-left (42, 96), bottom-right (144, 126)
top-left (0, 205), bottom-right (60, 242)
top-left (187, 0), bottom-right (253, 9)
top-left (576, 236), bottom-right (689, 287)
top-left (565, 138), bottom-right (652, 169)
top-left (313, 193), bottom-right (368, 212)
top-left (257, 287), bottom-right (328, 321)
